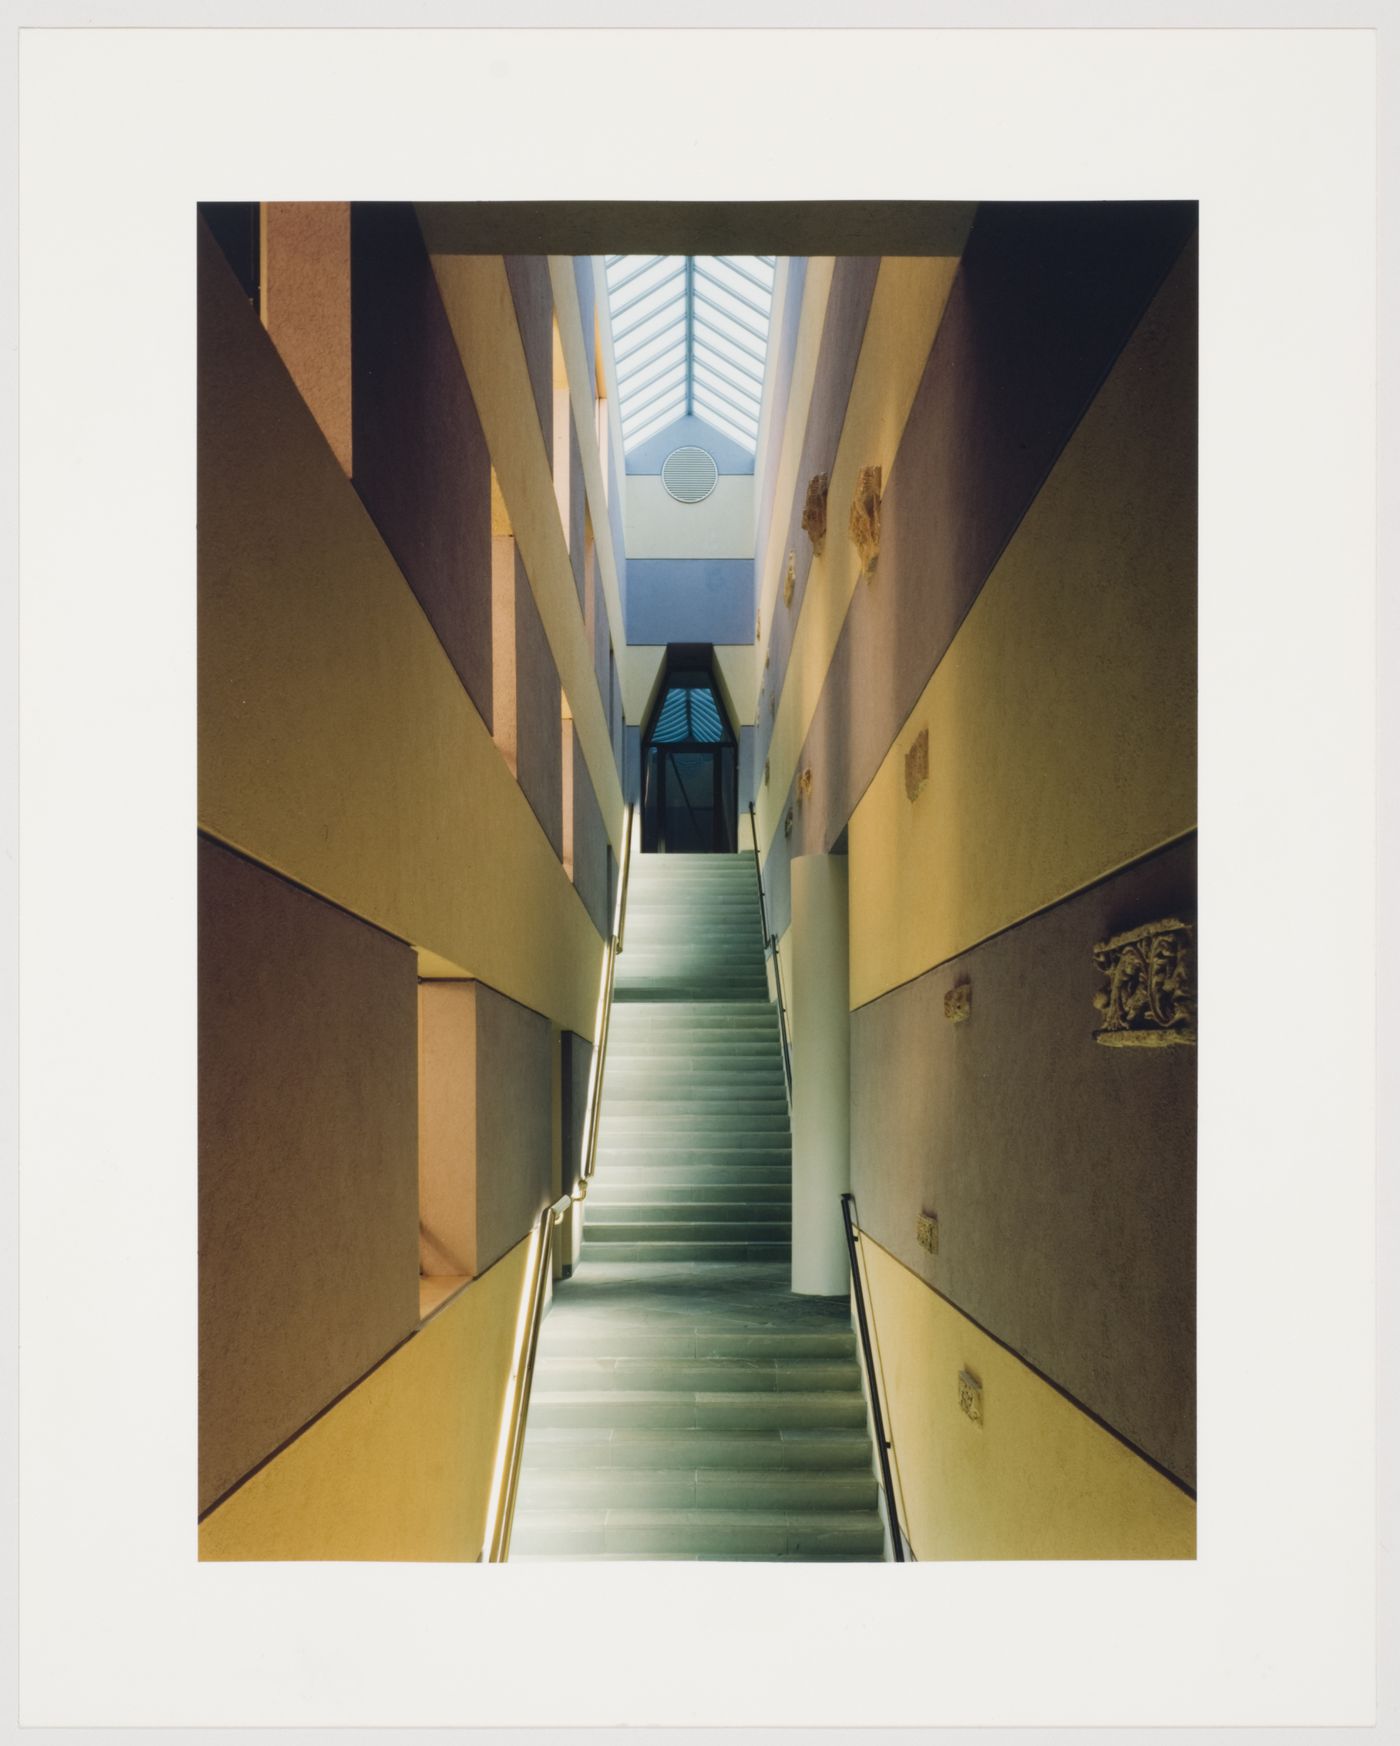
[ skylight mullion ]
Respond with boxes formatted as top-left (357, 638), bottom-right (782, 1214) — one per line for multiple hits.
top-left (692, 402), bottom-right (758, 451)
top-left (622, 370), bottom-right (688, 427)
top-left (621, 384), bottom-right (686, 437)
top-left (714, 256), bottom-right (776, 296)
top-left (615, 325), bottom-right (687, 382)
top-left (614, 300), bottom-right (685, 359)
top-left (611, 260), bottom-right (686, 318)
top-left (612, 269), bottom-right (687, 329)
top-left (693, 387), bottom-right (759, 439)
top-left (624, 398), bottom-right (692, 451)
top-left (693, 263), bottom-right (770, 324)
top-left (693, 339), bottom-right (764, 394)
top-left (692, 371), bottom-right (761, 425)
top-left (616, 338), bottom-right (687, 393)
top-left (691, 310), bottom-right (767, 367)
top-left (620, 361), bottom-right (687, 416)
top-left (692, 295), bottom-right (770, 350)
top-left (701, 257), bottom-right (776, 311)
top-left (606, 254), bottom-right (669, 298)
top-left (613, 288), bottom-right (686, 349)
top-left (696, 280), bottom-right (773, 339)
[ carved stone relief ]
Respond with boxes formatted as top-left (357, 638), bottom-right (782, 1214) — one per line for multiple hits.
top-left (784, 551), bottom-right (796, 608)
top-left (763, 758), bottom-right (770, 789)
top-left (904, 727), bottom-right (929, 801)
top-left (943, 981), bottom-right (971, 1024)
top-left (784, 808), bottom-right (794, 839)
top-left (849, 464), bottom-right (883, 578)
top-left (957, 1370), bottom-right (983, 1426)
top-left (802, 473), bottom-right (829, 555)
top-left (1092, 918), bottom-right (1196, 1047)
top-left (796, 767), bottom-right (813, 805)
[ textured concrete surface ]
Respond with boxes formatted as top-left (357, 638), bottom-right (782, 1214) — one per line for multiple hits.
top-left (262, 202), bottom-right (352, 473)
top-left (474, 983), bottom-right (555, 1274)
top-left (505, 253), bottom-right (554, 471)
top-left (572, 732), bottom-right (609, 939)
top-left (200, 1235), bottom-right (533, 1560)
top-left (197, 218), bottom-right (603, 1037)
top-left (198, 839), bottom-right (418, 1512)
top-left (859, 1236), bottom-right (1195, 1559)
top-left (755, 256), bottom-right (881, 778)
top-left (514, 547), bottom-right (564, 858)
top-left (846, 228), bottom-right (1197, 1003)
top-left (851, 835), bottom-right (1197, 1486)
top-left (350, 203), bottom-right (494, 728)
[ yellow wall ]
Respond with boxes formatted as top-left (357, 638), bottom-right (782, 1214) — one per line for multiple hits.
top-left (424, 246), bottom-right (625, 852)
top-left (198, 227), bottom-right (603, 1040)
top-left (848, 239), bottom-right (1196, 1008)
top-left (754, 252), bottom-right (967, 853)
top-left (199, 1235), bottom-right (532, 1561)
top-left (860, 1236), bottom-right (1195, 1560)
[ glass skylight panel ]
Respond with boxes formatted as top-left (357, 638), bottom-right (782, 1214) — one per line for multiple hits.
top-left (606, 252), bottom-right (776, 454)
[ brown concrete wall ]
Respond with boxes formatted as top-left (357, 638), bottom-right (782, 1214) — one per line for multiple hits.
top-left (560, 1029), bottom-right (593, 1199)
top-left (504, 254), bottom-right (554, 472)
top-left (198, 839), bottom-right (418, 1513)
top-left (851, 836), bottom-right (1196, 1486)
top-left (262, 202), bottom-right (352, 473)
top-left (763, 211), bottom-right (1197, 923)
top-left (515, 547), bottom-right (564, 858)
top-left (572, 732), bottom-right (609, 940)
top-left (568, 411), bottom-right (586, 610)
top-left (350, 202), bottom-right (493, 727)
top-left (417, 982), bottom-right (477, 1278)
top-left (474, 984), bottom-right (554, 1273)
top-left (197, 217), bottom-right (602, 1038)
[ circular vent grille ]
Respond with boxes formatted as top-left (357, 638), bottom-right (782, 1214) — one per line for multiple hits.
top-left (661, 446), bottom-right (719, 504)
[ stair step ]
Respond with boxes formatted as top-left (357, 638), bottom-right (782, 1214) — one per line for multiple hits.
top-left (586, 1201), bottom-right (790, 1225)
top-left (534, 1356), bottom-right (858, 1393)
top-left (588, 1184), bottom-right (791, 1207)
top-left (515, 1467), bottom-right (877, 1512)
top-left (521, 1426), bottom-right (874, 1469)
top-left (578, 1240), bottom-right (792, 1264)
top-left (508, 1507), bottom-right (885, 1558)
top-left (538, 1329), bottom-right (854, 1360)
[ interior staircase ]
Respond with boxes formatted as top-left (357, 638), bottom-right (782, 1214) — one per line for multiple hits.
top-left (511, 850), bottom-right (887, 1561)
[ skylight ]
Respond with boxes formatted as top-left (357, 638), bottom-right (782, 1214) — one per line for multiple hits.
top-left (604, 255), bottom-right (776, 456)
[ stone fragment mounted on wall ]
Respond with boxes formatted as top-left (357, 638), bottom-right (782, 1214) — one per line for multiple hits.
top-left (802, 473), bottom-right (829, 555)
top-left (848, 464), bottom-right (883, 579)
top-left (784, 807), bottom-right (794, 839)
top-left (784, 551), bottom-right (796, 607)
top-left (943, 981), bottom-right (971, 1024)
top-left (763, 758), bottom-right (770, 789)
top-left (957, 1370), bottom-right (983, 1426)
top-left (1092, 918), bottom-right (1196, 1047)
top-left (904, 726), bottom-right (929, 801)
top-left (796, 767), bottom-right (813, 806)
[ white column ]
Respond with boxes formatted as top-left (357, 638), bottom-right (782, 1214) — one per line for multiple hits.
top-left (789, 853), bottom-right (850, 1295)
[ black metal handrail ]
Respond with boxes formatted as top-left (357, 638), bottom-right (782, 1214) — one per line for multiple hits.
top-left (747, 802), bottom-right (793, 1108)
top-left (840, 1193), bottom-right (907, 1562)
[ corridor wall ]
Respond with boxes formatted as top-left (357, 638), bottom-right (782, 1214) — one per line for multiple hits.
top-left (197, 204), bottom-right (625, 1556)
top-left (754, 203), bottom-right (1199, 1558)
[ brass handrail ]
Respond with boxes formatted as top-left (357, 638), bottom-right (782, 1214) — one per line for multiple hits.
top-left (747, 803), bottom-right (793, 1109)
top-left (581, 802), bottom-right (634, 1188)
top-left (489, 1192), bottom-right (572, 1563)
top-left (487, 803), bottom-right (634, 1561)
top-left (840, 1192), bottom-right (907, 1562)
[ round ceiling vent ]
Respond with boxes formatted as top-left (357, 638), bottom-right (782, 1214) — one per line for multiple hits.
top-left (661, 446), bottom-right (719, 504)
